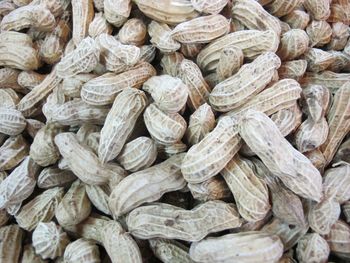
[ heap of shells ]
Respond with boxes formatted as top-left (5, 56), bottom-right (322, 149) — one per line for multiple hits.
top-left (0, 0), bottom-right (349, 262)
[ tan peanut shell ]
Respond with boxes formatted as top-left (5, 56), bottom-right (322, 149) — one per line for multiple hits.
top-left (104, 0), bottom-right (131, 27)
top-left (0, 88), bottom-right (20, 108)
top-left (50, 99), bottom-right (109, 126)
top-left (232, 0), bottom-right (281, 36)
top-left (101, 220), bottom-right (142, 263)
top-left (277, 29), bottom-right (309, 61)
top-left (118, 18), bottom-right (147, 46)
top-left (191, 0), bottom-right (228, 14)
top-left (327, 51), bottom-right (350, 73)
top-left (180, 43), bottom-right (203, 58)
top-left (139, 45), bottom-right (156, 63)
top-left (71, 0), bottom-right (94, 45)
top-left (56, 37), bottom-right (100, 78)
top-left (1, 5), bottom-right (55, 32)
top-left (55, 180), bottom-right (91, 227)
top-left (0, 135), bottom-right (29, 171)
top-left (323, 163), bottom-right (350, 204)
top-left (186, 103), bottom-right (215, 146)
top-left (144, 103), bottom-right (187, 145)
top-left (30, 124), bottom-right (62, 167)
top-left (282, 10), bottom-right (310, 30)
top-left (296, 233), bottom-right (330, 263)
top-left (134, 0), bottom-right (199, 25)
top-left (265, 0), bottom-right (304, 17)
top-left (55, 132), bottom-right (125, 185)
top-left (321, 82), bottom-right (350, 165)
top-left (239, 110), bottom-right (323, 202)
top-left (62, 73), bottom-right (96, 98)
top-left (272, 104), bottom-right (302, 136)
top-left (343, 201), bottom-right (350, 223)
top-left (324, 220), bottom-right (350, 258)
top-left (221, 155), bottom-right (270, 222)
top-left (197, 30), bottom-right (279, 72)
top-left (17, 71), bottom-right (46, 90)
top-left (148, 21), bottom-right (181, 53)
top-left (262, 217), bottom-right (309, 251)
top-left (109, 153), bottom-right (185, 217)
top-left (161, 52), bottom-right (184, 77)
top-left (32, 221), bottom-right (70, 259)
top-left (81, 62), bottom-right (155, 105)
top-left (25, 119), bottom-right (45, 139)
top-left (189, 231), bottom-right (283, 263)
top-left (86, 184), bottom-right (111, 215)
top-left (181, 116), bottom-right (241, 183)
top-left (15, 187), bottom-right (64, 231)
top-left (209, 52), bottom-right (281, 112)
top-left (303, 0), bottom-right (330, 20)
top-left (156, 141), bottom-right (187, 159)
top-left (328, 0), bottom-right (350, 25)
top-left (0, 224), bottom-right (23, 263)
top-left (143, 75), bottom-right (188, 113)
top-left (278, 60), bottom-right (307, 81)
top-left (98, 88), bottom-right (147, 163)
top-left (303, 48), bottom-right (335, 73)
top-left (21, 244), bottom-right (48, 263)
top-left (88, 12), bottom-right (112, 38)
top-left (304, 149), bottom-right (326, 172)
top-left (328, 22), bottom-right (350, 51)
top-left (187, 176), bottom-right (231, 202)
top-left (0, 67), bottom-right (21, 91)
top-left (171, 15), bottom-right (229, 44)
top-left (0, 156), bottom-right (38, 212)
top-left (216, 46), bottom-right (244, 81)
top-left (117, 136), bottom-right (157, 172)
top-left (301, 71), bottom-right (350, 94)
top-left (37, 167), bottom-right (76, 189)
top-left (226, 79), bottom-right (302, 119)
top-left (127, 201), bottom-right (242, 241)
top-left (308, 197), bottom-right (341, 235)
top-left (0, 107), bottom-right (26, 136)
top-left (306, 20), bottom-right (332, 47)
top-left (0, 0), bottom-right (16, 17)
top-left (64, 238), bottom-right (100, 263)
top-left (17, 68), bottom-right (62, 115)
top-left (178, 58), bottom-right (211, 110)
top-left (150, 238), bottom-right (193, 263)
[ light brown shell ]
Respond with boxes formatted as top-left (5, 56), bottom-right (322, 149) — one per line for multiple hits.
top-left (149, 238), bottom-right (193, 263)
top-left (324, 220), bottom-right (350, 258)
top-left (32, 221), bottom-right (70, 259)
top-left (0, 107), bottom-right (26, 136)
top-left (127, 201), bottom-right (242, 241)
top-left (216, 46), bottom-right (244, 81)
top-left (37, 167), bottom-right (77, 189)
top-left (0, 135), bottom-right (29, 171)
top-left (303, 0), bottom-right (330, 20)
top-left (88, 12), bottom-right (112, 39)
top-left (296, 233), bottom-right (330, 263)
top-left (265, 0), bottom-right (304, 17)
top-left (278, 60), bottom-right (307, 81)
top-left (282, 10), bottom-right (310, 30)
top-left (306, 20), bottom-right (332, 47)
top-left (303, 48), bottom-right (335, 73)
top-left (181, 116), bottom-right (241, 183)
top-left (277, 29), bottom-right (309, 61)
top-left (71, 0), bottom-right (94, 45)
top-left (64, 238), bottom-right (100, 263)
top-left (148, 21), bottom-right (181, 53)
top-left (328, 22), bottom-right (350, 51)
top-left (323, 163), bottom-right (350, 204)
top-left (118, 18), bottom-right (147, 46)
top-left (191, 0), bottom-right (228, 14)
top-left (0, 224), bottom-right (23, 263)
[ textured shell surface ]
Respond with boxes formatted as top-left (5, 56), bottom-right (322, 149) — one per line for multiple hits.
top-left (98, 88), bottom-right (148, 163)
top-left (100, 220), bottom-right (142, 263)
top-left (182, 115), bottom-right (241, 183)
top-left (171, 15), bottom-right (230, 44)
top-left (216, 46), bottom-right (244, 81)
top-left (21, 244), bottom-right (48, 263)
top-left (221, 155), bottom-right (270, 222)
top-left (191, 0), bottom-right (228, 14)
top-left (15, 187), bottom-right (64, 231)
top-left (238, 110), bottom-right (323, 202)
top-left (134, 0), bottom-right (199, 25)
top-left (0, 88), bottom-right (20, 108)
top-left (150, 239), bottom-right (193, 262)
top-left (71, 0), bottom-right (94, 45)
top-left (178, 58), bottom-right (211, 110)
top-left (0, 107), bottom-right (26, 136)
top-left (265, 0), bottom-right (304, 17)
top-left (144, 103), bottom-right (187, 145)
top-left (282, 10), bottom-right (310, 30)
top-left (0, 156), bottom-right (38, 210)
top-left (148, 21), bottom-right (181, 53)
top-left (226, 79), bottom-right (302, 119)
top-left (301, 71), bottom-right (350, 94)
top-left (296, 233), bottom-right (330, 263)
top-left (37, 167), bottom-right (77, 189)
top-left (0, 224), bottom-right (23, 263)
top-left (127, 201), bottom-right (242, 241)
top-left (197, 30), bottom-right (280, 72)
top-left (81, 62), bottom-right (156, 105)
top-left (0, 135), bottom-right (29, 171)
top-left (62, 73), bottom-right (97, 98)
top-left (324, 220), bottom-right (350, 256)
top-left (117, 136), bottom-right (157, 172)
top-left (186, 103), bottom-right (216, 146)
top-left (189, 231), bottom-right (283, 263)
top-left (303, 48), bottom-right (335, 73)
top-left (118, 18), bottom-right (147, 46)
top-left (55, 132), bottom-right (125, 185)
top-left (303, 0), bottom-right (331, 20)
top-left (86, 184), bottom-right (111, 215)
top-left (306, 20), bottom-right (332, 48)
top-left (277, 29), bottom-right (310, 61)
top-left (56, 37), bottom-right (100, 78)
top-left (320, 81), bottom-right (350, 165)
top-left (32, 221), bottom-right (70, 259)
top-left (209, 52), bottom-right (281, 112)
top-left (109, 153), bottom-right (186, 217)
top-left (232, 0), bottom-right (281, 36)
top-left (143, 75), bottom-right (188, 113)
top-left (88, 12), bottom-right (112, 39)
top-left (55, 180), bottom-right (91, 227)
top-left (323, 163), bottom-right (350, 204)
top-left (64, 238), bottom-right (100, 263)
